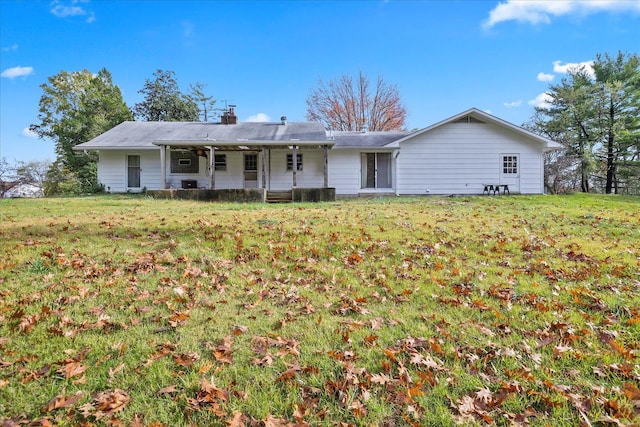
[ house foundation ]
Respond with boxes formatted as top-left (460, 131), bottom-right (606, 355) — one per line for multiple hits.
top-left (147, 187), bottom-right (335, 203)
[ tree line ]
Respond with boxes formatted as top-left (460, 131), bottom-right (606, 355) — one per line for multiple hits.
top-left (2, 52), bottom-right (638, 197)
top-left (2, 69), bottom-right (407, 196)
top-left (2, 69), bottom-right (220, 196)
top-left (527, 51), bottom-right (640, 194)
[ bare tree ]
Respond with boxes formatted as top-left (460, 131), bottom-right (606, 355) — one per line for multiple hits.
top-left (16, 160), bottom-right (51, 189)
top-left (306, 72), bottom-right (407, 131)
top-left (0, 157), bottom-right (16, 197)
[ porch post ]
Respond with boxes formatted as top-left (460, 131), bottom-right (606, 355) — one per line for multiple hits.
top-left (208, 146), bottom-right (215, 189)
top-left (160, 145), bottom-right (167, 189)
top-left (261, 146), bottom-right (267, 189)
top-left (323, 145), bottom-right (329, 188)
top-left (292, 145), bottom-right (297, 188)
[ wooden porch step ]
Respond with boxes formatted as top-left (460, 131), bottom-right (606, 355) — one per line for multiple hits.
top-left (266, 190), bottom-right (293, 203)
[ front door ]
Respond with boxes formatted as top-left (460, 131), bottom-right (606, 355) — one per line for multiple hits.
top-left (361, 153), bottom-right (392, 189)
top-left (127, 155), bottom-right (141, 189)
top-left (244, 153), bottom-right (258, 188)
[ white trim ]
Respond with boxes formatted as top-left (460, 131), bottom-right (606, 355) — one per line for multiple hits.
top-left (126, 153), bottom-right (142, 190)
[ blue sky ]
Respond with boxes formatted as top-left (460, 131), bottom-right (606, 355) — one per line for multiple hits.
top-left (1, 0), bottom-right (639, 163)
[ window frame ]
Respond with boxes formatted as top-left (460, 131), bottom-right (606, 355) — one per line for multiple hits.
top-left (286, 153), bottom-right (303, 171)
top-left (214, 154), bottom-right (227, 171)
top-left (502, 155), bottom-right (518, 175)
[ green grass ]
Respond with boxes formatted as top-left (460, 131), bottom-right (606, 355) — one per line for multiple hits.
top-left (1, 194), bottom-right (639, 426)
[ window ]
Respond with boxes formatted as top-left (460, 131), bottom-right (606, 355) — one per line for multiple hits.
top-left (171, 151), bottom-right (199, 173)
top-left (286, 153), bottom-right (303, 171)
top-left (502, 155), bottom-right (518, 175)
top-left (244, 153), bottom-right (258, 171)
top-left (214, 154), bottom-right (227, 171)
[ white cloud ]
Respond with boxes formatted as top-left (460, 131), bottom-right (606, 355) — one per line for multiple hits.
top-left (528, 92), bottom-right (554, 109)
top-left (553, 60), bottom-right (595, 78)
top-left (22, 128), bottom-right (38, 138)
top-left (504, 100), bottom-right (522, 108)
top-left (245, 113), bottom-right (271, 123)
top-left (2, 43), bottom-right (18, 52)
top-left (484, 0), bottom-right (640, 28)
top-left (537, 72), bottom-right (555, 82)
top-left (51, 4), bottom-right (85, 17)
top-left (1, 66), bottom-right (34, 79)
top-left (50, 1), bottom-right (95, 23)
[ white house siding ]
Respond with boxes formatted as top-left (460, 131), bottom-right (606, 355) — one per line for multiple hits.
top-left (268, 149), bottom-right (325, 190)
top-left (328, 149), bottom-right (363, 196)
top-left (99, 149), bottom-right (330, 192)
top-left (165, 151), bottom-right (267, 190)
top-left (141, 151), bottom-right (162, 190)
top-left (209, 152), bottom-right (245, 189)
top-left (98, 151), bottom-right (127, 192)
top-left (396, 122), bottom-right (545, 195)
top-left (98, 150), bottom-right (161, 192)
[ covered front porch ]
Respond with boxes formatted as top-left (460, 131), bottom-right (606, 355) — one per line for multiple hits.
top-left (152, 139), bottom-right (336, 202)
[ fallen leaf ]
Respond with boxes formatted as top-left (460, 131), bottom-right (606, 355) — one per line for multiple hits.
top-left (41, 392), bottom-right (83, 412)
top-left (226, 411), bottom-right (246, 427)
top-left (60, 362), bottom-right (87, 379)
top-left (157, 385), bottom-right (178, 396)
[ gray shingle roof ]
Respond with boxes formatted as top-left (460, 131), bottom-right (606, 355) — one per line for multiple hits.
top-left (330, 131), bottom-right (412, 148)
top-left (74, 121), bottom-right (331, 150)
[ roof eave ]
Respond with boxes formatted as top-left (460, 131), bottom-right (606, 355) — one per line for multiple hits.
top-left (152, 139), bottom-right (335, 148)
top-left (72, 145), bottom-right (158, 151)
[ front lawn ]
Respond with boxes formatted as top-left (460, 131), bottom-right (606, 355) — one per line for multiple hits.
top-left (1, 194), bottom-right (638, 426)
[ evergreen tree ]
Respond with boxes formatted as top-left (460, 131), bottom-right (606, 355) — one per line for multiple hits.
top-left (133, 69), bottom-right (199, 122)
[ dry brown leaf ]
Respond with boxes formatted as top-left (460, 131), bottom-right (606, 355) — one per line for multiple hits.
top-left (263, 413), bottom-right (289, 427)
top-left (60, 362), bottom-right (87, 379)
top-left (157, 385), bottom-right (178, 396)
top-left (83, 389), bottom-right (130, 420)
top-left (226, 411), bottom-right (246, 427)
top-left (41, 392), bottom-right (83, 412)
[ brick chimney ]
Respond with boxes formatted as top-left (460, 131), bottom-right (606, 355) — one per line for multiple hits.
top-left (221, 106), bottom-right (237, 125)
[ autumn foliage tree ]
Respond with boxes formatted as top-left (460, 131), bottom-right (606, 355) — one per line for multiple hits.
top-left (306, 72), bottom-right (407, 131)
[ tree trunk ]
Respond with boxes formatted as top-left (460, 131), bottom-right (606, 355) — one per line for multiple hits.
top-left (605, 104), bottom-right (616, 194)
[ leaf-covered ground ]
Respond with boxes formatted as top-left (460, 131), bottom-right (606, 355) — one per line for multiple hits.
top-left (0, 194), bottom-right (639, 426)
